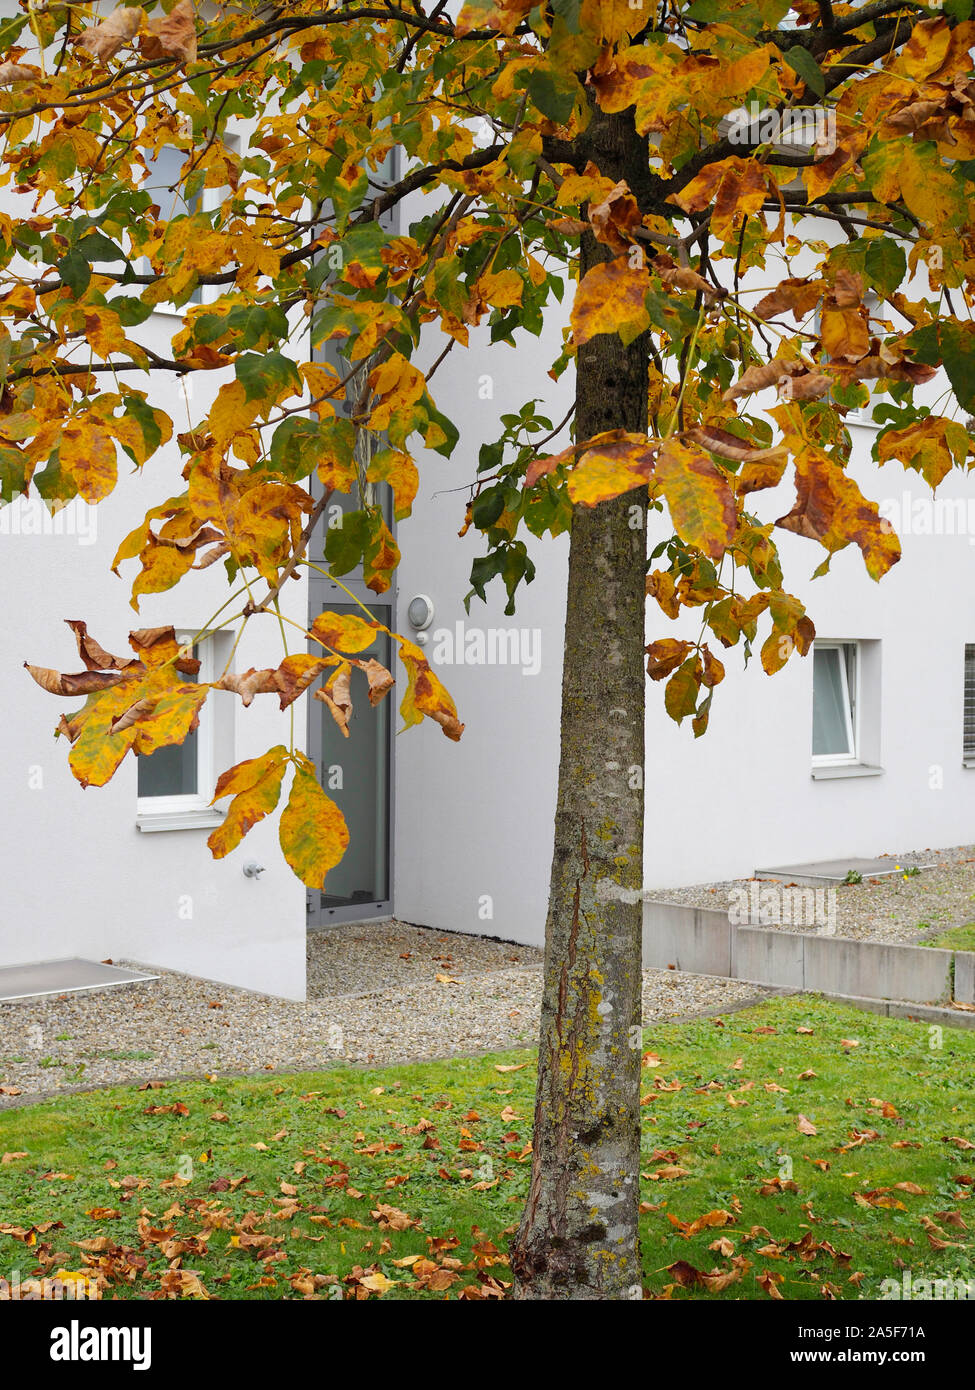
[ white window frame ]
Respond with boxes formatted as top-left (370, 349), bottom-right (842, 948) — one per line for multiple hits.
top-left (812, 640), bottom-right (860, 768)
top-left (965, 643), bottom-right (975, 768)
top-left (136, 631), bottom-right (224, 832)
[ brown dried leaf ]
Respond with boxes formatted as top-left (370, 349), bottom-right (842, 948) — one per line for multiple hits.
top-left (23, 664), bottom-right (129, 697)
top-left (78, 6), bottom-right (140, 63)
top-left (0, 62), bottom-right (38, 85)
top-left (141, 0), bottom-right (197, 63)
top-left (722, 359), bottom-right (805, 401)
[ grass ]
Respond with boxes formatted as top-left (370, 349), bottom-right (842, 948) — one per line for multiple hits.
top-left (920, 923), bottom-right (975, 952)
top-left (0, 994), bottom-right (973, 1300)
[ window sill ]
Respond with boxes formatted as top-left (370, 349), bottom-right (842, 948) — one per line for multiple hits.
top-left (136, 809), bottom-right (224, 833)
top-left (811, 763), bottom-right (884, 781)
top-left (964, 759), bottom-right (975, 770)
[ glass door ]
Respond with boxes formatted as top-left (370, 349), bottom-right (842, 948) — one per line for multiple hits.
top-left (306, 585), bottom-right (393, 926)
top-left (304, 150), bottom-right (398, 927)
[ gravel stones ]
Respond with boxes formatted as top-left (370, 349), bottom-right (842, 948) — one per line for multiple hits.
top-left (0, 919), bottom-right (767, 1103)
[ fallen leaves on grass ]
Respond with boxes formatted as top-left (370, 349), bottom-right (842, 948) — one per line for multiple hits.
top-left (665, 1257), bottom-right (747, 1293)
top-left (668, 1208), bottom-right (735, 1238)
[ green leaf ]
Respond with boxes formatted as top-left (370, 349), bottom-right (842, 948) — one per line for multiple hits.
top-left (471, 486), bottom-right (506, 529)
top-left (110, 296), bottom-right (154, 328)
top-left (937, 321), bottom-right (975, 412)
top-left (782, 45), bottom-right (825, 99)
top-left (121, 397), bottom-right (165, 462)
top-left (324, 509), bottom-right (371, 574)
top-left (0, 446), bottom-right (28, 502)
top-left (75, 231), bottom-right (126, 264)
top-left (516, 67), bottom-right (579, 126)
top-left (909, 320), bottom-right (975, 411)
top-left (226, 303), bottom-right (289, 351)
top-left (58, 250), bottom-right (90, 299)
top-left (864, 239), bottom-right (906, 296)
top-left (235, 351), bottom-right (302, 403)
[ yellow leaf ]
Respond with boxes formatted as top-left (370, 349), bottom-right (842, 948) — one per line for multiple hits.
top-left (673, 156), bottom-right (769, 243)
top-left (279, 765), bottom-right (349, 888)
top-left (655, 440), bottom-right (737, 561)
top-left (566, 431), bottom-right (656, 506)
top-left (367, 354), bottom-right (426, 431)
top-left (776, 446), bottom-right (901, 580)
top-left (398, 639), bottom-right (464, 741)
top-left (478, 267), bottom-right (523, 309)
top-left (211, 745), bottom-right (290, 802)
top-left (358, 1271), bottom-right (398, 1295)
top-left (367, 448), bottom-right (419, 520)
top-left (209, 749), bottom-right (289, 859)
top-left (67, 683), bottom-right (141, 787)
top-left (363, 519), bottom-right (400, 594)
top-left (311, 611), bottom-right (382, 654)
top-left (821, 306), bottom-right (870, 363)
top-left (571, 256), bottom-right (649, 348)
top-left (60, 421), bottom-right (117, 503)
top-left (209, 380), bottom-right (260, 448)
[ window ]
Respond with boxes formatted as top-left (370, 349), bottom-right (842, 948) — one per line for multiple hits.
top-left (139, 139), bottom-right (237, 310)
top-left (965, 644), bottom-right (975, 766)
top-left (812, 641), bottom-right (858, 765)
top-left (140, 147), bottom-right (203, 306)
top-left (136, 632), bottom-right (227, 832)
top-left (847, 291), bottom-right (893, 428)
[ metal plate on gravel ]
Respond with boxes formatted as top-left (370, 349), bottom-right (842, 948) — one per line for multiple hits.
top-left (0, 958), bottom-right (157, 1002)
top-left (753, 857), bottom-right (935, 886)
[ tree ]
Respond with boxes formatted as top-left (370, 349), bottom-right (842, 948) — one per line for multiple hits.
top-left (5, 0), bottom-right (975, 1299)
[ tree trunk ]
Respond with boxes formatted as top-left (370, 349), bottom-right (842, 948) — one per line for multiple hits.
top-left (511, 110), bottom-right (650, 1301)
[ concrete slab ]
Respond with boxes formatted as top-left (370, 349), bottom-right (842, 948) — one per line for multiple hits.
top-left (0, 958), bottom-right (157, 1002)
top-left (753, 857), bottom-right (934, 887)
top-left (954, 952), bottom-right (975, 1006)
top-left (816, 992), bottom-right (975, 1029)
top-left (804, 936), bottom-right (952, 1004)
top-left (733, 926), bottom-right (805, 989)
top-left (642, 904), bottom-right (732, 977)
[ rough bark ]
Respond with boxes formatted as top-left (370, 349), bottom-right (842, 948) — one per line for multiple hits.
top-left (510, 109), bottom-right (650, 1301)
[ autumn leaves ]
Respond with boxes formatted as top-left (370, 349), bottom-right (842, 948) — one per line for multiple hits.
top-left (26, 611), bottom-right (463, 889)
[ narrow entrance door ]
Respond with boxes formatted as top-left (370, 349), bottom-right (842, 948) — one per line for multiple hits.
top-left (306, 581), bottom-right (393, 926)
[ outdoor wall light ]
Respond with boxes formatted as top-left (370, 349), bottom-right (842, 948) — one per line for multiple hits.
top-left (243, 862), bottom-right (266, 879)
top-left (407, 594), bottom-right (434, 631)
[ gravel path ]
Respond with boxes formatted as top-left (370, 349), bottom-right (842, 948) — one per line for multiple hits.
top-left (0, 920), bottom-right (767, 1104)
top-left (647, 842), bottom-right (975, 943)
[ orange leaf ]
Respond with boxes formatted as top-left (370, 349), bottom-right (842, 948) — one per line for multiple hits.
top-left (208, 748), bottom-right (290, 859)
top-left (566, 431), bottom-right (656, 506)
top-left (571, 255), bottom-right (649, 348)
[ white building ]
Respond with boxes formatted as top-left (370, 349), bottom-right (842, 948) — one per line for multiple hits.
top-left (1, 143), bottom-right (973, 1002)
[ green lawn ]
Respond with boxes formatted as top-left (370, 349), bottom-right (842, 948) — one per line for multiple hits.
top-left (0, 994), bottom-right (972, 1300)
top-left (920, 923), bottom-right (975, 952)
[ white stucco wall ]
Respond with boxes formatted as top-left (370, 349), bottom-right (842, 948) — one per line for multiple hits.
top-left (641, 447), bottom-right (975, 888)
top-left (392, 309), bottom-right (570, 946)
top-left (392, 224), bottom-right (975, 940)
top-left (0, 334), bottom-right (308, 999)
